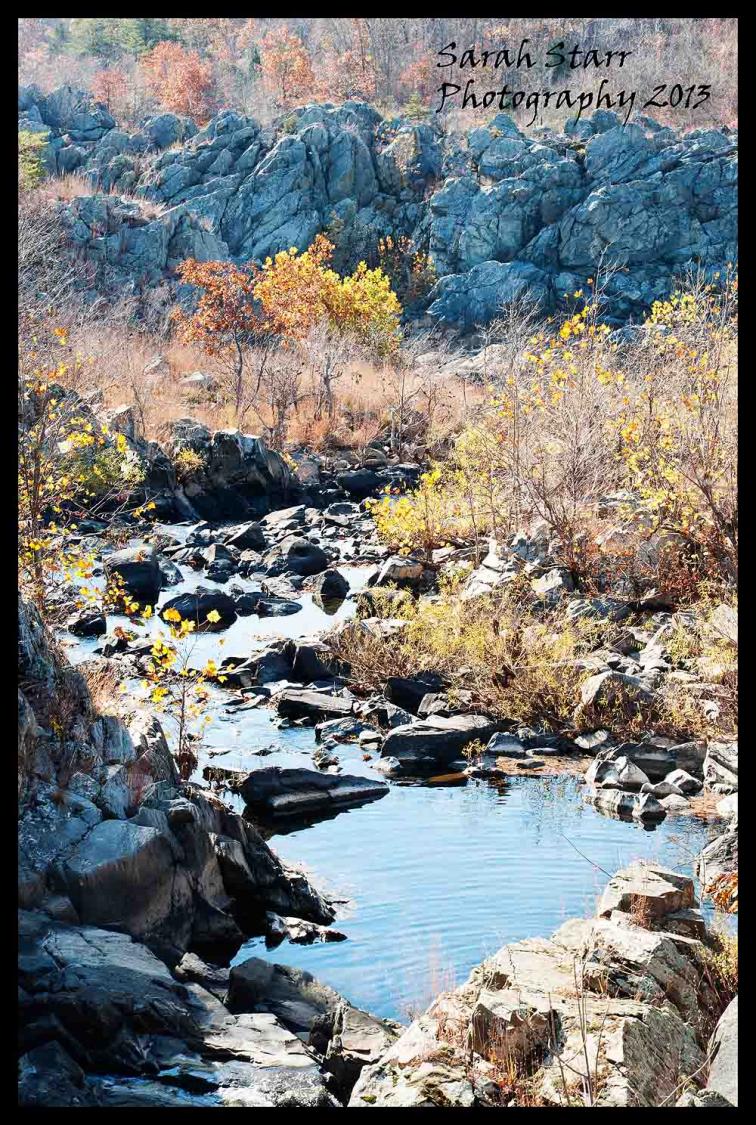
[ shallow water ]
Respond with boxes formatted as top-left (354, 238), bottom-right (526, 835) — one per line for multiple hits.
top-left (60, 521), bottom-right (725, 1026)
top-left (230, 753), bottom-right (716, 1022)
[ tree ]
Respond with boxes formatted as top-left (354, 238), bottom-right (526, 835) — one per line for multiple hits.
top-left (91, 66), bottom-right (130, 114)
top-left (140, 41), bottom-right (217, 121)
top-left (253, 234), bottom-right (402, 417)
top-left (118, 18), bottom-right (176, 56)
top-left (259, 26), bottom-right (316, 110)
top-left (68, 18), bottom-right (124, 62)
top-left (254, 235), bottom-right (401, 351)
top-left (173, 259), bottom-right (268, 425)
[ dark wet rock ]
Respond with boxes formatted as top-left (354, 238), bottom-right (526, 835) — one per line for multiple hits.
top-left (485, 732), bottom-right (528, 759)
top-left (277, 688), bottom-right (354, 721)
top-left (336, 469), bottom-right (382, 499)
top-left (220, 520), bottom-right (267, 552)
top-left (237, 548), bottom-right (265, 575)
top-left (174, 951), bottom-right (231, 999)
top-left (158, 555), bottom-right (183, 587)
top-left (316, 716), bottom-right (373, 742)
top-left (255, 595), bottom-right (302, 617)
top-left (236, 766), bottom-right (388, 819)
top-left (264, 911), bottom-right (347, 947)
top-left (381, 715), bottom-right (499, 772)
top-left (205, 558), bottom-right (237, 583)
top-left (18, 1041), bottom-right (99, 1107)
top-left (160, 588), bottom-right (237, 631)
top-left (103, 544), bottom-right (162, 605)
top-left (231, 591), bottom-right (262, 615)
top-left (267, 536), bottom-right (329, 577)
top-left (18, 911), bottom-right (336, 1107)
top-left (201, 542), bottom-right (240, 566)
top-left (385, 674), bottom-right (444, 714)
top-left (312, 568), bottom-right (350, 603)
top-left (66, 608), bottom-right (106, 637)
top-left (228, 957), bottom-right (343, 1037)
top-left (289, 640), bottom-right (343, 682)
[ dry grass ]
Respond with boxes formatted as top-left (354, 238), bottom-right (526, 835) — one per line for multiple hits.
top-left (42, 173), bottom-right (167, 220)
top-left (59, 318), bottom-right (480, 454)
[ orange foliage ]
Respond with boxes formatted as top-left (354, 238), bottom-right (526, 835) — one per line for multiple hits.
top-left (172, 259), bottom-right (262, 352)
top-left (90, 65), bottom-right (129, 112)
top-left (253, 234), bottom-right (402, 354)
top-left (140, 41), bottom-right (217, 122)
top-left (259, 26), bottom-right (316, 110)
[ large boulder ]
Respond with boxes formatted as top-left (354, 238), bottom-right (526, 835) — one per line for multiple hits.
top-left (26, 89), bottom-right (736, 330)
top-left (228, 958), bottom-right (343, 1037)
top-left (349, 862), bottom-right (715, 1107)
top-left (160, 588), bottom-right (237, 631)
top-left (103, 545), bottom-right (162, 606)
top-left (704, 741), bottom-right (738, 794)
top-left (268, 536), bottom-right (329, 577)
top-left (705, 996), bottom-right (738, 1106)
top-left (18, 911), bottom-right (337, 1107)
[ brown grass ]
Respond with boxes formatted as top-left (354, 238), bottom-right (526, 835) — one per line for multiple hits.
top-left (60, 318), bottom-right (480, 454)
top-left (41, 173), bottom-right (167, 220)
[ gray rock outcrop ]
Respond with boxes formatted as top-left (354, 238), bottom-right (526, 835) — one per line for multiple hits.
top-left (20, 84), bottom-right (737, 329)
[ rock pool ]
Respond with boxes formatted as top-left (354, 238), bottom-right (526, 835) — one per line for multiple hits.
top-left (59, 525), bottom-right (724, 1025)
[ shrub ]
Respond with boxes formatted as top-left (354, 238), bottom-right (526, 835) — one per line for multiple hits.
top-left (18, 130), bottom-right (46, 191)
top-left (173, 446), bottom-right (207, 481)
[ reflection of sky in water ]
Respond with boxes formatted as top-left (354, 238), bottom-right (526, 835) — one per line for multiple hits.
top-left (58, 523), bottom-right (731, 1025)
top-left (232, 768), bottom-right (720, 1022)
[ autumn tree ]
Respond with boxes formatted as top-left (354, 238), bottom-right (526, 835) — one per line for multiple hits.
top-left (140, 41), bottom-right (217, 121)
top-left (253, 234), bottom-right (402, 416)
top-left (91, 65), bottom-right (130, 114)
top-left (173, 259), bottom-right (271, 425)
top-left (259, 26), bottom-right (315, 110)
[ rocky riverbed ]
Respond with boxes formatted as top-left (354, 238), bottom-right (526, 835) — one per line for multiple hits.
top-left (19, 451), bottom-right (738, 1104)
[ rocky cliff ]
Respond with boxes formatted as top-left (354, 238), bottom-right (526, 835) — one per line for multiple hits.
top-left (19, 84), bottom-right (737, 327)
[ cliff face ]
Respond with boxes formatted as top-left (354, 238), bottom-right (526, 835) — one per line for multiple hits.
top-left (20, 84), bottom-right (737, 326)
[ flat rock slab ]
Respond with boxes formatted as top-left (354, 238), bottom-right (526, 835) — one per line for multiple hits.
top-left (381, 715), bottom-right (499, 772)
top-left (237, 766), bottom-right (388, 818)
top-left (277, 689), bottom-right (355, 722)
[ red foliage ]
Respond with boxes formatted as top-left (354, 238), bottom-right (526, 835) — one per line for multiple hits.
top-left (259, 27), bottom-right (316, 110)
top-left (91, 65), bottom-right (129, 113)
top-left (140, 41), bottom-right (217, 122)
